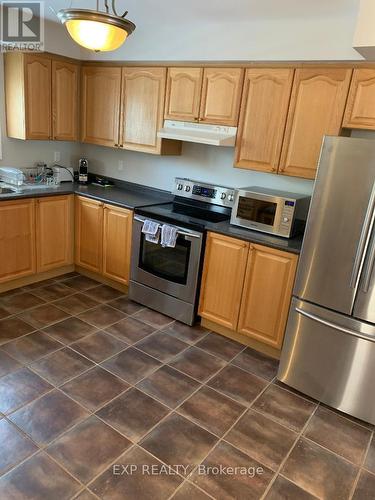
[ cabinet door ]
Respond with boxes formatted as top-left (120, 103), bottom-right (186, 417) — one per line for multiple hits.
top-left (279, 68), bottom-right (352, 179)
top-left (199, 233), bottom-right (249, 330)
top-left (36, 195), bottom-right (74, 273)
top-left (165, 67), bottom-right (203, 121)
top-left (52, 60), bottom-right (79, 141)
top-left (75, 196), bottom-right (103, 273)
top-left (238, 244), bottom-right (298, 349)
top-left (235, 68), bottom-right (294, 173)
top-left (199, 68), bottom-right (244, 125)
top-left (343, 69), bottom-right (375, 130)
top-left (103, 204), bottom-right (133, 284)
top-left (25, 54), bottom-right (51, 140)
top-left (81, 66), bottom-right (121, 147)
top-left (120, 67), bottom-right (166, 153)
top-left (0, 199), bottom-right (36, 283)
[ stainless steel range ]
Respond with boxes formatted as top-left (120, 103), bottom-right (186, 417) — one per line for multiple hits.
top-left (129, 178), bottom-right (235, 325)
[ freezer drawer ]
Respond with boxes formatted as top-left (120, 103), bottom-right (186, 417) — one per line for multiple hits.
top-left (279, 297), bottom-right (375, 424)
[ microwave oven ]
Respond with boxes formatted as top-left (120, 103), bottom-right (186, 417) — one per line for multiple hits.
top-left (230, 187), bottom-right (311, 238)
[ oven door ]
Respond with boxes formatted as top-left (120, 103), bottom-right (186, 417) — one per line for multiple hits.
top-left (131, 215), bottom-right (203, 303)
top-left (231, 190), bottom-right (285, 235)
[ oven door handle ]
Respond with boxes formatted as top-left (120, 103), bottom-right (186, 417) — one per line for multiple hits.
top-left (133, 215), bottom-right (202, 239)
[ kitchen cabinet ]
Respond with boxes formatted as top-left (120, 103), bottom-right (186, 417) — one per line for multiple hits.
top-left (81, 66), bottom-right (122, 147)
top-left (165, 67), bottom-right (203, 122)
top-left (4, 53), bottom-right (79, 141)
top-left (199, 233), bottom-right (249, 330)
top-left (235, 68), bottom-right (294, 172)
top-left (52, 60), bottom-right (79, 141)
top-left (199, 232), bottom-right (298, 351)
top-left (103, 204), bottom-right (132, 285)
top-left (199, 68), bottom-right (244, 125)
top-left (120, 67), bottom-right (181, 154)
top-left (343, 69), bottom-right (375, 130)
top-left (75, 196), bottom-right (104, 273)
top-left (237, 244), bottom-right (298, 349)
top-left (279, 67), bottom-right (352, 179)
top-left (0, 199), bottom-right (36, 283)
top-left (36, 195), bottom-right (74, 273)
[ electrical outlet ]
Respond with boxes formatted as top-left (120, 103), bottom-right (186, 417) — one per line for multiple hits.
top-left (54, 151), bottom-right (61, 162)
top-left (118, 160), bottom-right (124, 171)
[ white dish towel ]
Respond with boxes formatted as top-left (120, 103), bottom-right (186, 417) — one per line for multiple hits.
top-left (142, 219), bottom-right (160, 244)
top-left (161, 224), bottom-right (178, 248)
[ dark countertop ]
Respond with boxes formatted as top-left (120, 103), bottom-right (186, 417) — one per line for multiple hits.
top-left (207, 220), bottom-right (303, 254)
top-left (0, 182), bottom-right (173, 209)
top-left (0, 180), bottom-right (302, 254)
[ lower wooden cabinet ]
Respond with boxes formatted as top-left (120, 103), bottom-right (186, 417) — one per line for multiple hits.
top-left (199, 233), bottom-right (249, 330)
top-left (103, 204), bottom-right (133, 285)
top-left (75, 196), bottom-right (104, 273)
top-left (199, 232), bottom-right (298, 350)
top-left (36, 195), bottom-right (74, 273)
top-left (238, 244), bottom-right (298, 349)
top-left (75, 196), bottom-right (133, 285)
top-left (0, 199), bottom-right (36, 283)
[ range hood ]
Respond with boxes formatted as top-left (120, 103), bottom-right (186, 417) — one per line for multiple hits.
top-left (353, 0), bottom-right (375, 58)
top-left (158, 120), bottom-right (237, 147)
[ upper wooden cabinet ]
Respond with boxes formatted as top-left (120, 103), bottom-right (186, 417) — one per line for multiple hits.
top-left (103, 204), bottom-right (133, 285)
top-left (52, 61), bottom-right (79, 141)
top-left (75, 196), bottom-right (104, 273)
top-left (165, 67), bottom-right (203, 122)
top-left (165, 67), bottom-right (243, 125)
top-left (0, 199), bottom-right (36, 283)
top-left (235, 68), bottom-right (294, 172)
top-left (199, 232), bottom-right (249, 330)
top-left (238, 244), bottom-right (298, 349)
top-left (120, 67), bottom-right (181, 155)
top-left (81, 66), bottom-right (122, 147)
top-left (279, 67), bottom-right (352, 179)
top-left (4, 53), bottom-right (79, 141)
top-left (199, 68), bottom-right (244, 125)
top-left (343, 69), bottom-right (375, 130)
top-left (36, 195), bottom-right (74, 273)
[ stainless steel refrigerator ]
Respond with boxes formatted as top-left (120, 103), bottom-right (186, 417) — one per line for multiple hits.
top-left (278, 136), bottom-right (375, 425)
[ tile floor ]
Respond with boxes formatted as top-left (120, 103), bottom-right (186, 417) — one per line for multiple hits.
top-left (0, 273), bottom-right (374, 500)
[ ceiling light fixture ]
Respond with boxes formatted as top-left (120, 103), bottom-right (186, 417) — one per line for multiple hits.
top-left (58, 1), bottom-right (136, 52)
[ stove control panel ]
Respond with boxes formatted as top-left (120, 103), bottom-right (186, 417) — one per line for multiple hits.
top-left (173, 178), bottom-right (235, 208)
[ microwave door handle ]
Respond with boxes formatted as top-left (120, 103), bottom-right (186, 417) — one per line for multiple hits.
top-left (349, 181), bottom-right (375, 289)
top-left (361, 234), bottom-right (375, 293)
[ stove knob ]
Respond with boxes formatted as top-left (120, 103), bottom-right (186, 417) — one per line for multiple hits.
top-left (220, 192), bottom-right (226, 200)
top-left (177, 183), bottom-right (183, 191)
top-left (185, 185), bottom-right (191, 192)
top-left (228, 194), bottom-right (234, 202)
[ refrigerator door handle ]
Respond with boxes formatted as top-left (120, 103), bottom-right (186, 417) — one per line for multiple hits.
top-left (362, 236), bottom-right (375, 293)
top-left (295, 307), bottom-right (375, 343)
top-left (350, 182), bottom-right (375, 290)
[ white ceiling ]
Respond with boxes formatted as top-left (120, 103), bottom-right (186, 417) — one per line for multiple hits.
top-left (47, 0), bottom-right (359, 24)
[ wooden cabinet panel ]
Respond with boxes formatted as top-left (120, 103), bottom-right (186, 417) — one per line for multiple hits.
top-left (52, 60), bottom-right (79, 141)
top-left (199, 233), bottom-right (249, 330)
top-left (75, 196), bottom-right (103, 273)
top-left (25, 54), bottom-right (51, 140)
top-left (199, 68), bottom-right (244, 125)
top-left (0, 199), bottom-right (36, 283)
top-left (103, 204), bottom-right (132, 284)
top-left (343, 69), bottom-right (375, 130)
top-left (238, 244), bottom-right (298, 349)
top-left (165, 67), bottom-right (203, 121)
top-left (120, 67), bottom-right (166, 153)
top-left (279, 68), bottom-right (352, 179)
top-left (235, 68), bottom-right (294, 172)
top-left (81, 66), bottom-right (122, 147)
top-left (36, 195), bottom-right (74, 273)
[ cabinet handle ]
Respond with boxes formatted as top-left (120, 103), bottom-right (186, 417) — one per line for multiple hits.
top-left (119, 144), bottom-right (124, 148)
top-left (114, 143), bottom-right (119, 147)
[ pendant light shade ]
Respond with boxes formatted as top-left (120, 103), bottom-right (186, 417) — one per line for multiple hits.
top-left (58, 5), bottom-right (135, 52)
